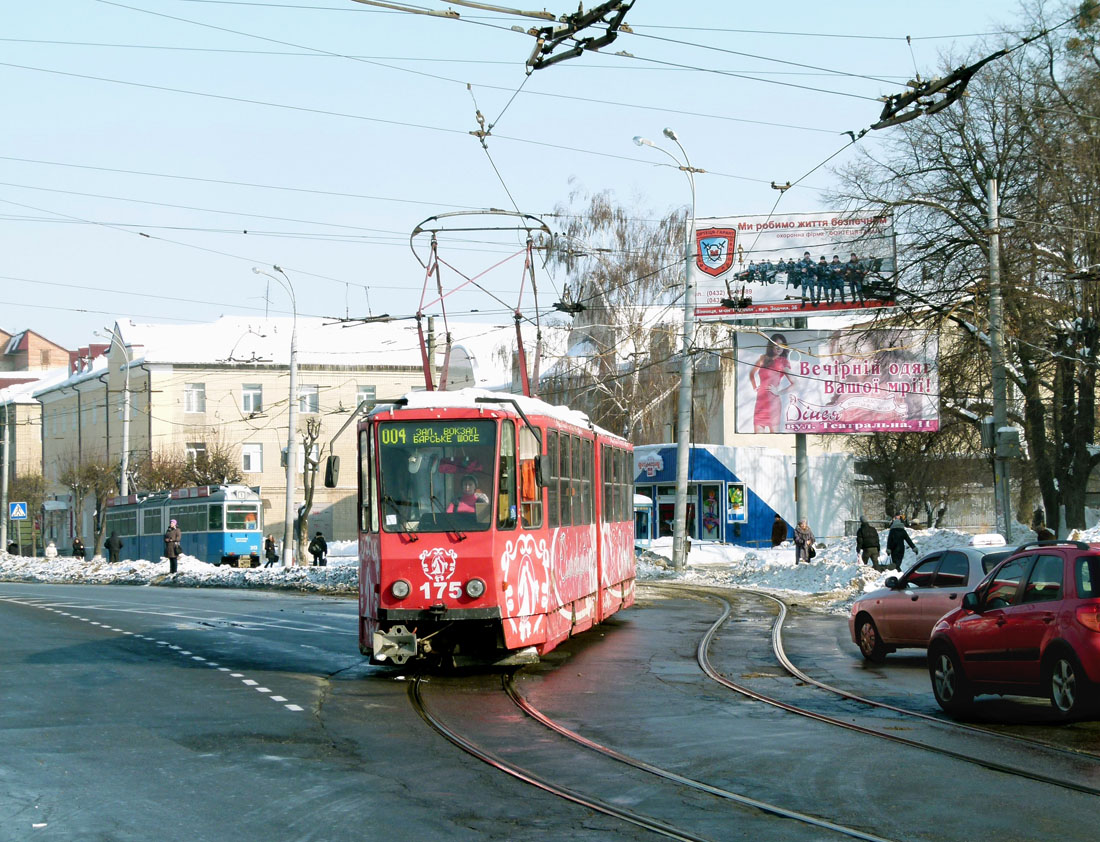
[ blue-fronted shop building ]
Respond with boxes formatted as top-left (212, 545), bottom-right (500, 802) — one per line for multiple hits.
top-left (632, 443), bottom-right (856, 547)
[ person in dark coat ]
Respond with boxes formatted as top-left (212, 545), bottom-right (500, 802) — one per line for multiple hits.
top-left (855, 517), bottom-right (881, 568)
top-left (6, 540), bottom-right (17, 555)
top-left (770, 515), bottom-right (788, 547)
top-left (308, 531), bottom-right (328, 566)
top-left (105, 531), bottom-right (123, 563)
top-left (72, 536), bottom-right (86, 560)
top-left (164, 518), bottom-right (182, 574)
top-left (885, 515), bottom-right (916, 571)
top-left (264, 535), bottom-right (279, 568)
top-left (793, 519), bottom-right (815, 563)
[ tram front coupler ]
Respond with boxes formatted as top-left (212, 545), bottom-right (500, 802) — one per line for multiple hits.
top-left (372, 624), bottom-right (418, 665)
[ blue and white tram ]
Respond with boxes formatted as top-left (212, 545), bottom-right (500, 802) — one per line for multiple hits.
top-left (104, 484), bottom-right (264, 567)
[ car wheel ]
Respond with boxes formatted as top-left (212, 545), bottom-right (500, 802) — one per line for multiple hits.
top-left (856, 615), bottom-right (887, 662)
top-left (929, 644), bottom-right (972, 716)
top-left (1047, 651), bottom-right (1091, 720)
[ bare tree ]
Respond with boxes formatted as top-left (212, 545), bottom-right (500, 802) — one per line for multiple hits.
top-left (833, 8), bottom-right (1100, 530)
top-left (82, 459), bottom-right (119, 557)
top-left (296, 416), bottom-right (323, 562)
top-left (9, 471), bottom-right (45, 555)
top-left (541, 185), bottom-right (691, 441)
top-left (57, 453), bottom-right (93, 545)
top-left (131, 450), bottom-right (191, 493)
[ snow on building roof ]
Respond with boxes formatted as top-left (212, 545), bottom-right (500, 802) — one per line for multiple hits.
top-left (2, 368), bottom-right (72, 404)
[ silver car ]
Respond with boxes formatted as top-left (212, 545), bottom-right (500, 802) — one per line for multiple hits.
top-left (849, 540), bottom-right (1017, 661)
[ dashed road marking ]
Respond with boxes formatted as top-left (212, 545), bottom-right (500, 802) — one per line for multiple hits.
top-left (1, 594), bottom-right (307, 714)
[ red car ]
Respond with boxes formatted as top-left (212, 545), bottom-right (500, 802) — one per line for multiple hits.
top-left (928, 540), bottom-right (1100, 719)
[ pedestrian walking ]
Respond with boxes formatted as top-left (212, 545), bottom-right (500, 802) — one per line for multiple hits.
top-left (770, 514), bottom-right (788, 547)
top-left (794, 519), bottom-right (815, 564)
top-left (72, 536), bottom-right (86, 560)
top-left (308, 530), bottom-right (328, 566)
top-left (6, 540), bottom-right (17, 555)
top-left (264, 534), bottom-right (279, 568)
top-left (44, 541), bottom-right (58, 560)
top-left (105, 531), bottom-right (123, 564)
top-left (164, 518), bottom-right (182, 574)
top-left (855, 517), bottom-right (881, 568)
top-left (885, 515), bottom-right (916, 571)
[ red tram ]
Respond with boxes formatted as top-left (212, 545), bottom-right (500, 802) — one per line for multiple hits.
top-left (351, 388), bottom-right (635, 665)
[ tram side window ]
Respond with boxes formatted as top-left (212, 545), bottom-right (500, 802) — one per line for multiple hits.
top-left (547, 431), bottom-right (559, 528)
top-left (581, 439), bottom-right (593, 525)
top-left (359, 428), bottom-right (377, 533)
top-left (519, 426), bottom-right (542, 529)
top-left (563, 434), bottom-right (575, 526)
top-left (208, 504), bottom-right (224, 531)
top-left (622, 449), bottom-right (633, 522)
top-left (498, 420), bottom-right (517, 529)
top-left (570, 434), bottom-right (582, 525)
top-left (601, 445), bottom-right (611, 523)
top-left (143, 508), bottom-right (162, 536)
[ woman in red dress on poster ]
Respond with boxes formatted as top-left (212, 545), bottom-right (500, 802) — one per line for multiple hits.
top-left (749, 333), bottom-right (794, 432)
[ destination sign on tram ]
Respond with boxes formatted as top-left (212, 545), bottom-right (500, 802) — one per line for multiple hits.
top-left (378, 421), bottom-right (489, 448)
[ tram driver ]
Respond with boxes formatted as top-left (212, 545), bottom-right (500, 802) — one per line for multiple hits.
top-left (447, 474), bottom-right (489, 515)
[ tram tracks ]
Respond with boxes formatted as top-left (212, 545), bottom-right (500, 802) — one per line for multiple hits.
top-left (646, 582), bottom-right (1100, 797)
top-left (410, 672), bottom-right (898, 842)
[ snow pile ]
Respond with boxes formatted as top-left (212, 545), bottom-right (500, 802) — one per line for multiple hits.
top-left (3, 527), bottom-right (1098, 612)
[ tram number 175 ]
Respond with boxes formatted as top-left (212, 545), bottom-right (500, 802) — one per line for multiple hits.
top-left (421, 581), bottom-right (462, 600)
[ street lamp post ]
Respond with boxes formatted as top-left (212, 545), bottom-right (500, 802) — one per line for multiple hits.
top-left (96, 329), bottom-right (131, 497)
top-left (253, 266), bottom-right (298, 567)
top-left (634, 128), bottom-right (700, 572)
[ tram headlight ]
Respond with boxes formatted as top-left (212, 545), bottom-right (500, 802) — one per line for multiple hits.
top-left (391, 579), bottom-right (411, 600)
top-left (465, 578), bottom-right (486, 599)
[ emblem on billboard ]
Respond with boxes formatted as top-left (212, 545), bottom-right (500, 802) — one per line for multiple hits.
top-left (419, 547), bottom-right (458, 583)
top-left (695, 228), bottom-right (737, 277)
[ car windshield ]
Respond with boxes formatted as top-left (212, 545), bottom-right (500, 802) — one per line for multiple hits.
top-left (376, 419), bottom-right (496, 533)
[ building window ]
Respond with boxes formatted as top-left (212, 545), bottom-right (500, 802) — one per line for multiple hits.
top-left (356, 384), bottom-right (376, 409)
top-left (298, 385), bottom-right (319, 414)
top-left (242, 384), bottom-right (263, 414)
top-left (186, 442), bottom-right (207, 464)
top-left (184, 383), bottom-right (206, 413)
top-left (242, 443), bottom-right (263, 473)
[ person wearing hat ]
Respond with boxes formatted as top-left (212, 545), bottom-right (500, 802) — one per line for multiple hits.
top-left (164, 518), bottom-right (182, 574)
top-left (308, 530), bottom-right (328, 566)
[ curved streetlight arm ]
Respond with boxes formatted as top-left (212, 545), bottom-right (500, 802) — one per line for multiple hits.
top-left (253, 265), bottom-right (298, 567)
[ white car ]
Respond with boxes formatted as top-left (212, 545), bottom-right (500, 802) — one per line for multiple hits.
top-left (849, 537), bottom-right (1017, 661)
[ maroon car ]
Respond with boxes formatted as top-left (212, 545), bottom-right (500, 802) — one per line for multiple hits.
top-left (928, 540), bottom-right (1100, 719)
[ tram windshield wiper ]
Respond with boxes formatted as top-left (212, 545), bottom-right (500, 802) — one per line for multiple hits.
top-left (382, 495), bottom-right (418, 541)
top-left (430, 494), bottom-right (466, 541)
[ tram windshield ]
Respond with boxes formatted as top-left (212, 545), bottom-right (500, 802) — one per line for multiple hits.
top-left (377, 419), bottom-right (496, 533)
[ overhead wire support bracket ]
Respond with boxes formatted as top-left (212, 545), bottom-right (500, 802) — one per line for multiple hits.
top-left (525, 1), bottom-right (636, 73)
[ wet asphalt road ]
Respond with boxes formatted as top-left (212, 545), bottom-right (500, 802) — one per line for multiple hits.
top-left (2, 582), bottom-right (1098, 842)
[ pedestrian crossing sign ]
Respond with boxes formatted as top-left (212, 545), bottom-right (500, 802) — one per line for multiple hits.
top-left (9, 502), bottom-right (27, 520)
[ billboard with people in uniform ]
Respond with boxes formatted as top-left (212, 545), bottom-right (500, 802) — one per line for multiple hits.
top-left (692, 212), bottom-right (897, 319)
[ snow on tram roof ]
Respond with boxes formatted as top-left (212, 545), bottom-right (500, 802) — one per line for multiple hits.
top-left (392, 388), bottom-right (623, 440)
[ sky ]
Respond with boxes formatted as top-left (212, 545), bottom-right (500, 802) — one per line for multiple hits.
top-left (3, 1), bottom-right (1028, 351)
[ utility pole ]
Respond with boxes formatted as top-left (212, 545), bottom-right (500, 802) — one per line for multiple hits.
top-left (988, 178), bottom-right (1012, 539)
top-left (1, 402), bottom-right (9, 550)
top-left (793, 317), bottom-right (808, 528)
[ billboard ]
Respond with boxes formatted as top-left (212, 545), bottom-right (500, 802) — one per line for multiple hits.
top-left (735, 327), bottom-right (939, 435)
top-left (692, 212), bottom-right (897, 319)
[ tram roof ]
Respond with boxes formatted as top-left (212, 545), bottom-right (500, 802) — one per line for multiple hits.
top-left (394, 388), bottom-right (622, 440)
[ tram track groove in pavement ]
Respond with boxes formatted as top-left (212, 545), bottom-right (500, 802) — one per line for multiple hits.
top-left (643, 582), bottom-right (1100, 798)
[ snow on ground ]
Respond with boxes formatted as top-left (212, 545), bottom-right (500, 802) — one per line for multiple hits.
top-left (4, 529), bottom-right (1100, 615)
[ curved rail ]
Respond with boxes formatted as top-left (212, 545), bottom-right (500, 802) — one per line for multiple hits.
top-left (648, 582), bottom-right (1100, 798)
top-left (503, 674), bottom-right (899, 842)
top-left (408, 674), bottom-right (712, 842)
